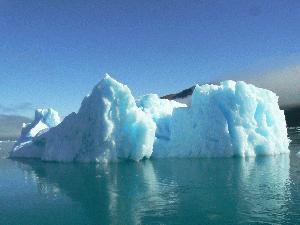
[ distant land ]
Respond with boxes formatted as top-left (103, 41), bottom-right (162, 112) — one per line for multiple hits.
top-left (161, 86), bottom-right (300, 127)
top-left (0, 115), bottom-right (31, 140)
top-left (284, 107), bottom-right (300, 127)
top-left (161, 86), bottom-right (196, 102)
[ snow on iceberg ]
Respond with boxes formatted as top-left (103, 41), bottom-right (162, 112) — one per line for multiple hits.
top-left (10, 75), bottom-right (290, 162)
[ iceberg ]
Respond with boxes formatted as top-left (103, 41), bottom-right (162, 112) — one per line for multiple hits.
top-left (10, 75), bottom-right (290, 162)
top-left (152, 81), bottom-right (289, 157)
top-left (11, 75), bottom-right (156, 162)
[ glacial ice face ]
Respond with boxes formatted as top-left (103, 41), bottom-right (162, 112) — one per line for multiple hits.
top-left (11, 75), bottom-right (289, 162)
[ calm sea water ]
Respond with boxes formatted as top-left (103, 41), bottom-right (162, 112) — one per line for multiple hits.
top-left (0, 129), bottom-right (300, 225)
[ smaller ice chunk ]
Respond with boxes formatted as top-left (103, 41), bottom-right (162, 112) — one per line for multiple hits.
top-left (12, 108), bottom-right (61, 151)
top-left (20, 108), bottom-right (60, 140)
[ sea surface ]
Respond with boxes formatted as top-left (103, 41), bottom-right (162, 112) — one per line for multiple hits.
top-left (0, 129), bottom-right (300, 225)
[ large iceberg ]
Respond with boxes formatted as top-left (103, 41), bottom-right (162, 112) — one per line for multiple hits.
top-left (10, 75), bottom-right (290, 162)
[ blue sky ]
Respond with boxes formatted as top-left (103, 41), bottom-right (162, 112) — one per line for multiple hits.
top-left (1, 0), bottom-right (300, 117)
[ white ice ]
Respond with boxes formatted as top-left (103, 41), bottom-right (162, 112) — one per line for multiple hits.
top-left (151, 81), bottom-right (289, 157)
top-left (16, 108), bottom-right (60, 144)
top-left (11, 75), bottom-right (156, 162)
top-left (10, 75), bottom-right (290, 162)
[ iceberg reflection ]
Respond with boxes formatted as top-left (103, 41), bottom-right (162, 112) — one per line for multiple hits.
top-left (15, 154), bottom-right (291, 224)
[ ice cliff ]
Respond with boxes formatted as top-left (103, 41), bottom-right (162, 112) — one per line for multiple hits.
top-left (10, 75), bottom-right (290, 162)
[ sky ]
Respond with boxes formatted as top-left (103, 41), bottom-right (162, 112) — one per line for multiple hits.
top-left (1, 0), bottom-right (300, 117)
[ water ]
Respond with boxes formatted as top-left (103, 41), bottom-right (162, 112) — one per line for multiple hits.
top-left (0, 130), bottom-right (300, 225)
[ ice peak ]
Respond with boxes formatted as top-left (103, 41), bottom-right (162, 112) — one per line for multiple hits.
top-left (104, 73), bottom-right (112, 79)
top-left (94, 74), bottom-right (120, 91)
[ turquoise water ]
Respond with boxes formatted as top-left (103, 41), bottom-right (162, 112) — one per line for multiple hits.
top-left (1, 130), bottom-right (300, 225)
